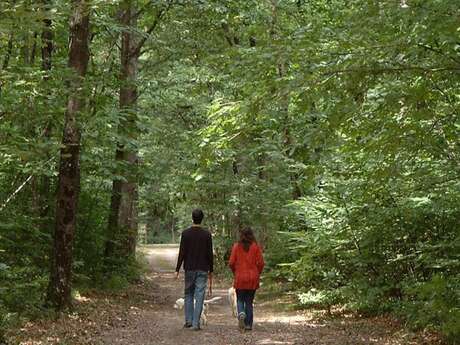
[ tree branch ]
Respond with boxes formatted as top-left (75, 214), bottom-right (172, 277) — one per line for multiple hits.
top-left (417, 43), bottom-right (460, 64)
top-left (324, 65), bottom-right (460, 76)
top-left (131, 1), bottom-right (173, 58)
top-left (0, 156), bottom-right (57, 213)
top-left (0, 176), bottom-right (34, 212)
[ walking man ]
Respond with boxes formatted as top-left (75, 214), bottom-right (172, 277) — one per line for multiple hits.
top-left (175, 209), bottom-right (213, 330)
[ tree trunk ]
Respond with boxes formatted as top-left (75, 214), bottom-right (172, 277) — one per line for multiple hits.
top-left (105, 0), bottom-right (139, 261)
top-left (47, 0), bottom-right (90, 311)
top-left (105, 1), bottom-right (170, 262)
top-left (2, 33), bottom-right (13, 70)
top-left (171, 216), bottom-right (175, 243)
top-left (269, 0), bottom-right (302, 200)
top-left (41, 1), bottom-right (53, 73)
top-left (40, 0), bottom-right (54, 231)
top-left (30, 1), bottom-right (54, 228)
top-left (0, 32), bottom-right (14, 98)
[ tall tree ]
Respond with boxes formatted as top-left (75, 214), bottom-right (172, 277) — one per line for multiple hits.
top-left (31, 0), bottom-right (54, 225)
top-left (39, 0), bottom-right (54, 229)
top-left (106, 0), bottom-right (169, 263)
top-left (47, 0), bottom-right (90, 310)
top-left (105, 0), bottom-right (139, 262)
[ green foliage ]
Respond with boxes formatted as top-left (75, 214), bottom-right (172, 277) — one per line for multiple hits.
top-left (402, 275), bottom-right (460, 343)
top-left (0, 262), bottom-right (47, 341)
top-left (0, 303), bottom-right (14, 343)
top-left (102, 275), bottom-right (130, 292)
top-left (1, 0), bottom-right (459, 342)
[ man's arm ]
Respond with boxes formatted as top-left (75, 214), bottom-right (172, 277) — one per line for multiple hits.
top-left (208, 232), bottom-right (214, 274)
top-left (175, 232), bottom-right (186, 277)
top-left (207, 233), bottom-right (214, 296)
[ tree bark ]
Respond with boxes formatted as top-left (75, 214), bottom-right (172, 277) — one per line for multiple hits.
top-left (47, 0), bottom-right (90, 311)
top-left (31, 1), bottom-right (54, 227)
top-left (105, 1), bottom-right (171, 262)
top-left (0, 32), bottom-right (14, 98)
top-left (40, 0), bottom-right (54, 231)
top-left (105, 0), bottom-right (139, 261)
top-left (41, 2), bottom-right (53, 73)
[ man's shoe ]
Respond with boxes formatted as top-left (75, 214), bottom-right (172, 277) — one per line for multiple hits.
top-left (238, 312), bottom-right (246, 331)
top-left (192, 326), bottom-right (201, 331)
top-left (183, 323), bottom-right (192, 328)
top-left (244, 325), bottom-right (252, 331)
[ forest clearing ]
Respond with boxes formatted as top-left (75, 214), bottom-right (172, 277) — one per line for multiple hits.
top-left (0, 1), bottom-right (459, 344)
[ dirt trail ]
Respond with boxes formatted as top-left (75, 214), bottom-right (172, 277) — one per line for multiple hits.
top-left (109, 245), bottom-right (307, 345)
top-left (98, 245), bottom-right (431, 345)
top-left (8, 245), bottom-right (438, 345)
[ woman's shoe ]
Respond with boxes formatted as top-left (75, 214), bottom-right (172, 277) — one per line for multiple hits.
top-left (238, 312), bottom-right (246, 331)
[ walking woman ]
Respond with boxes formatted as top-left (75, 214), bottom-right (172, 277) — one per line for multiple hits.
top-left (229, 227), bottom-right (265, 331)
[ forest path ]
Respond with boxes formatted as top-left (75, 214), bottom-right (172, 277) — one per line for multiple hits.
top-left (97, 245), bottom-right (428, 345)
top-left (102, 244), bottom-right (309, 345)
top-left (9, 245), bottom-right (435, 345)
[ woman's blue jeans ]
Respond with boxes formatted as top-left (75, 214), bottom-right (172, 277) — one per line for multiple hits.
top-left (184, 270), bottom-right (208, 328)
top-left (236, 289), bottom-right (256, 327)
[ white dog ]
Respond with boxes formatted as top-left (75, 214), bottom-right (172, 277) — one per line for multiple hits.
top-left (228, 287), bottom-right (237, 317)
top-left (174, 296), bottom-right (222, 327)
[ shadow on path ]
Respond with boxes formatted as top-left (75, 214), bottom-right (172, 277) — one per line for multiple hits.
top-left (98, 245), bottom-right (432, 345)
top-left (7, 245), bottom-right (439, 345)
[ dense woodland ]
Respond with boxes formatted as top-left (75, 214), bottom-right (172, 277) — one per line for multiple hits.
top-left (0, 0), bottom-right (459, 343)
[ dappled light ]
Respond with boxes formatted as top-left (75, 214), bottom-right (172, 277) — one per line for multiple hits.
top-left (8, 248), bottom-right (440, 345)
top-left (1, 0), bottom-right (458, 344)
top-left (256, 340), bottom-right (295, 345)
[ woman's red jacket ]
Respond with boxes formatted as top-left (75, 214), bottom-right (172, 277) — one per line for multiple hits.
top-left (229, 242), bottom-right (265, 290)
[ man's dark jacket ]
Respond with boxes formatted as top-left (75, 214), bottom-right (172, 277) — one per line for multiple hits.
top-left (175, 226), bottom-right (213, 273)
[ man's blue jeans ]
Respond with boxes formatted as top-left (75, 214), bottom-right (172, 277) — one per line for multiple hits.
top-left (184, 270), bottom-right (208, 328)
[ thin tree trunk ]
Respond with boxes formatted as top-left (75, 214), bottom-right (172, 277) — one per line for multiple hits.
top-left (105, 1), bottom-right (170, 262)
top-left (30, 32), bottom-right (38, 65)
top-left (40, 0), bottom-right (54, 231)
top-left (2, 33), bottom-right (13, 70)
top-left (0, 32), bottom-right (14, 98)
top-left (21, 31), bottom-right (33, 65)
top-left (106, 0), bottom-right (139, 261)
top-left (47, 0), bottom-right (90, 311)
top-left (41, 3), bottom-right (53, 73)
top-left (269, 0), bottom-right (302, 200)
top-left (171, 216), bottom-right (175, 243)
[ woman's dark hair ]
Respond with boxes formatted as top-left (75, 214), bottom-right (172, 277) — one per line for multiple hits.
top-left (239, 227), bottom-right (256, 252)
top-left (192, 208), bottom-right (204, 224)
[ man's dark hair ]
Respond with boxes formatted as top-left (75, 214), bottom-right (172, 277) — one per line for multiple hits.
top-left (192, 208), bottom-right (204, 224)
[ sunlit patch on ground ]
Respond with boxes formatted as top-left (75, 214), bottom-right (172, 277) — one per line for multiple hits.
top-left (74, 291), bottom-right (91, 302)
top-left (257, 312), bottom-right (313, 325)
top-left (257, 339), bottom-right (295, 345)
